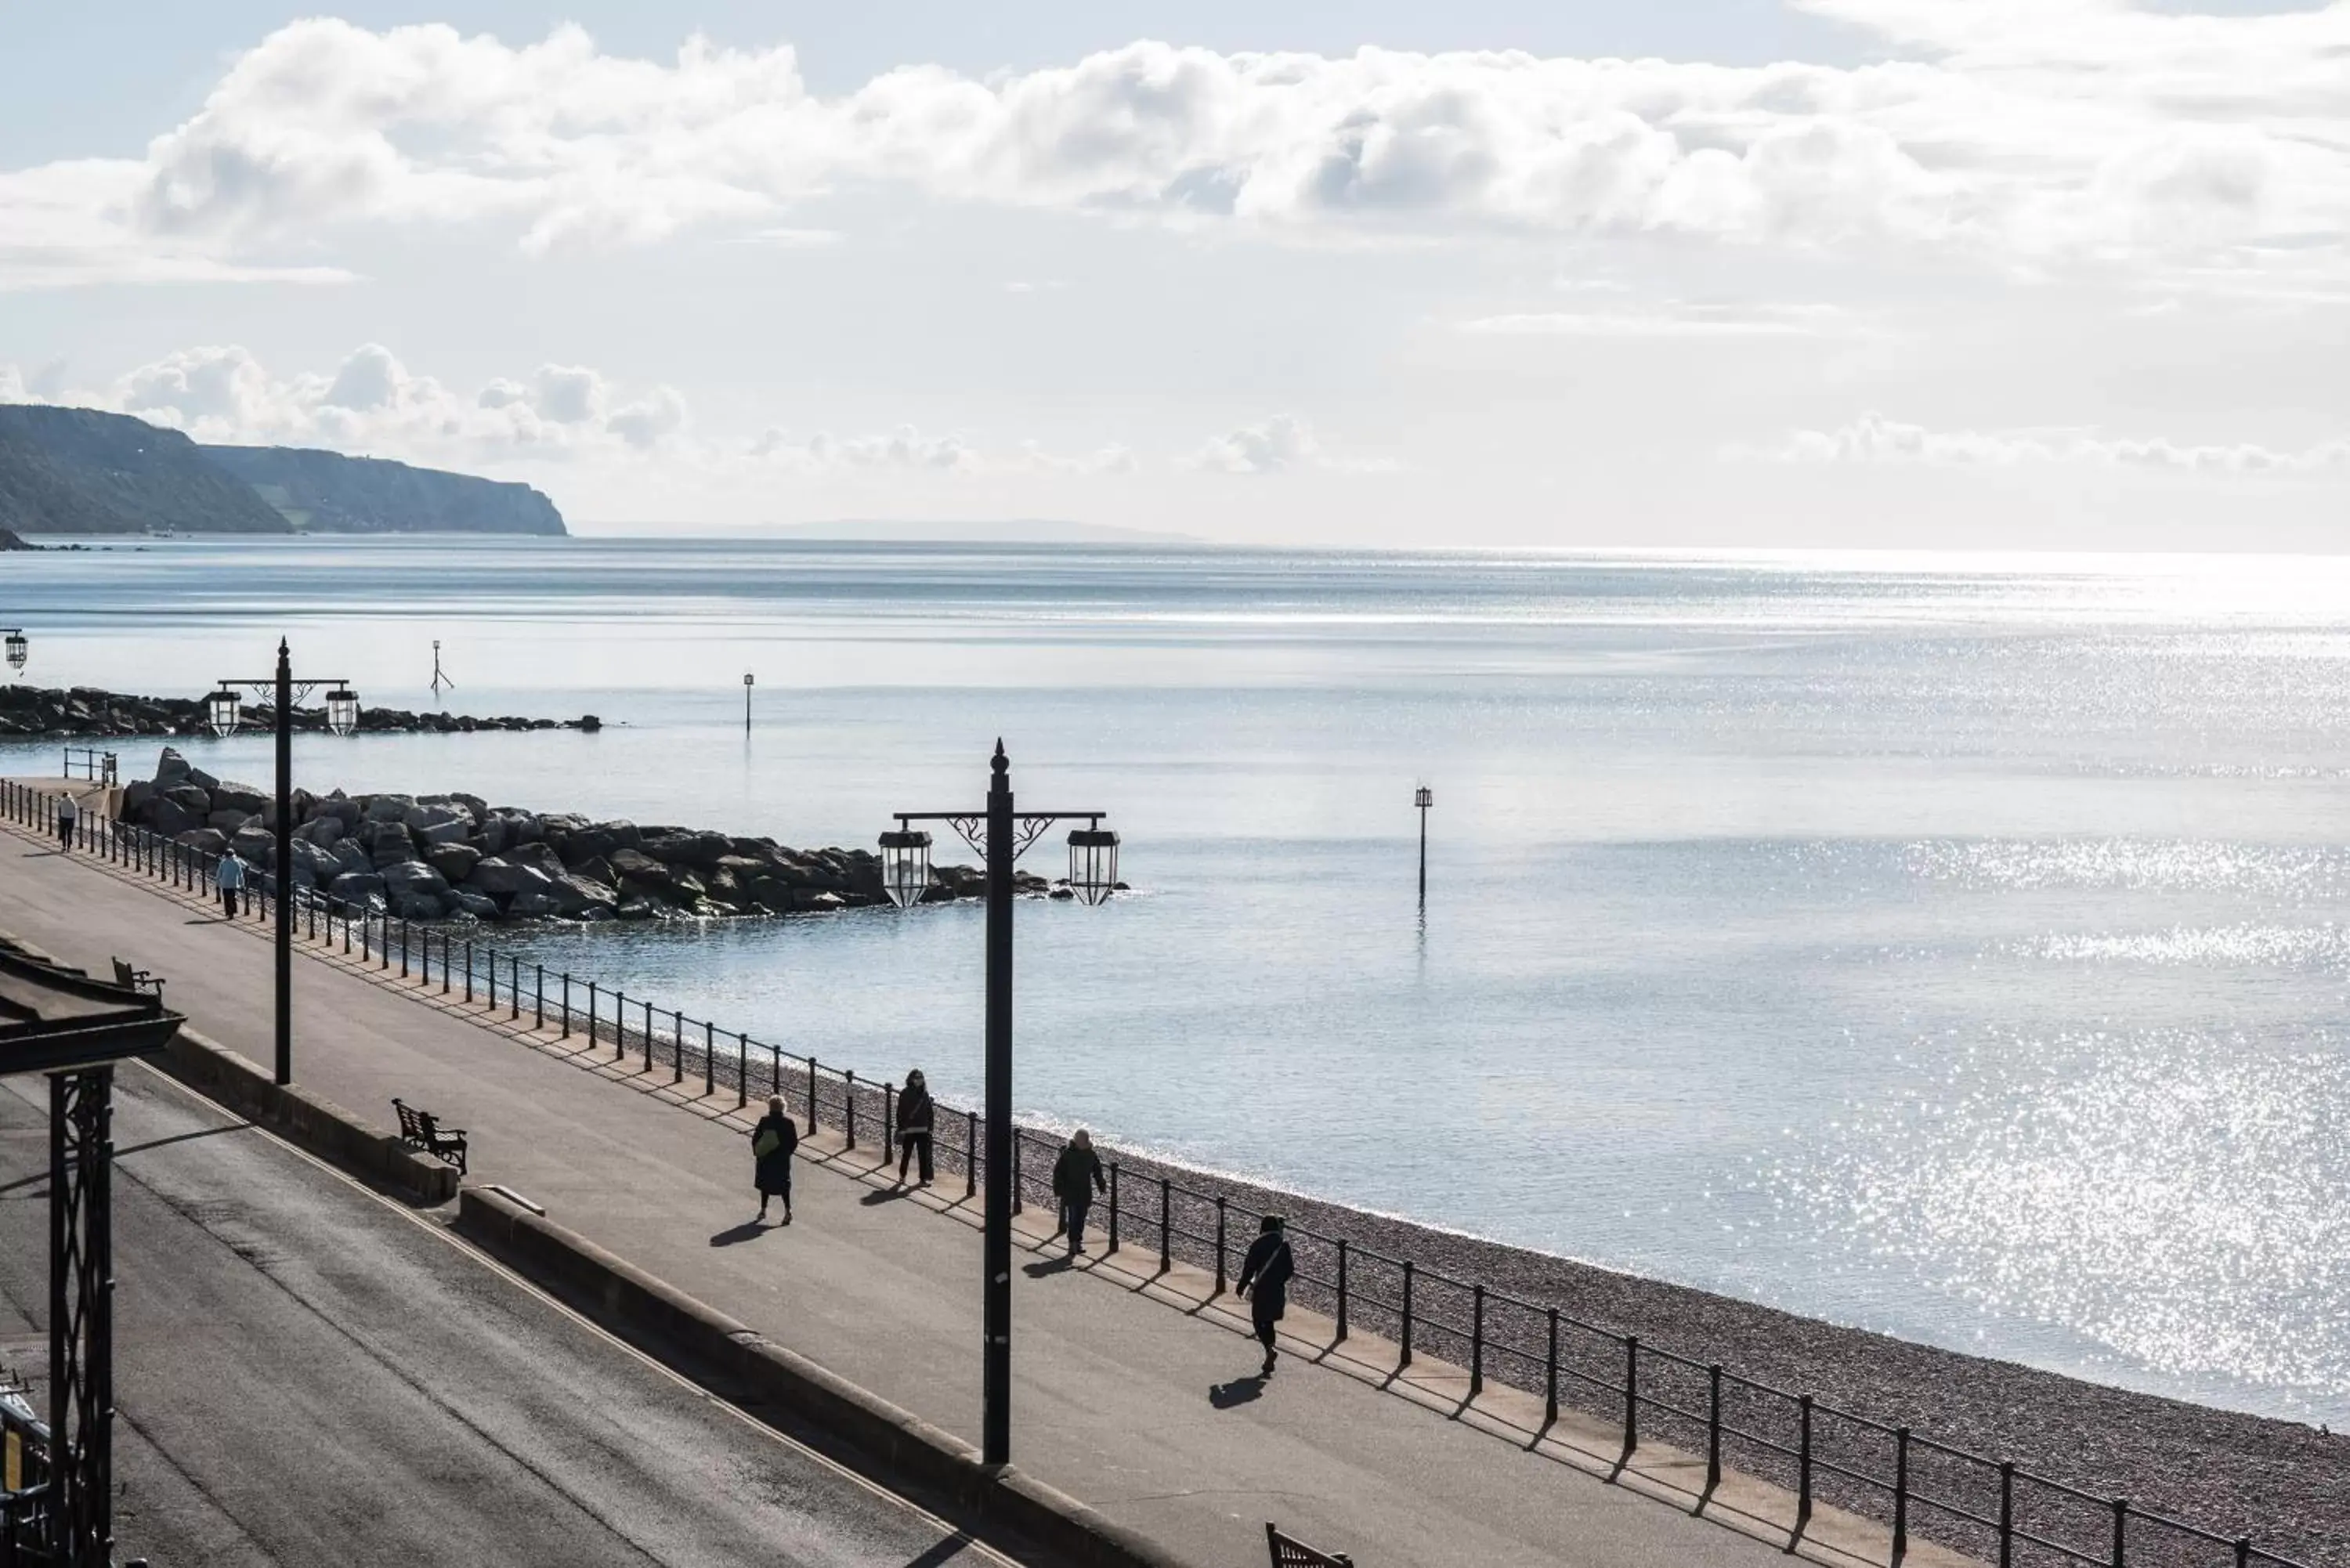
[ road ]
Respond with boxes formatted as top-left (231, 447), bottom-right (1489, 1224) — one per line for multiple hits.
top-left (0, 1060), bottom-right (1015, 1568)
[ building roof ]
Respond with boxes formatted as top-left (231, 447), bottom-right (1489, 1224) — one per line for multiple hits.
top-left (0, 940), bottom-right (183, 1077)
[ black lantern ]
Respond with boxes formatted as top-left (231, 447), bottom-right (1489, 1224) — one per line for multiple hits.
top-left (879, 827), bottom-right (933, 909)
top-left (1067, 826), bottom-right (1119, 906)
top-left (3, 630), bottom-right (24, 673)
top-left (204, 685), bottom-right (243, 738)
top-left (324, 685), bottom-right (362, 738)
top-left (1415, 785), bottom-right (1432, 811)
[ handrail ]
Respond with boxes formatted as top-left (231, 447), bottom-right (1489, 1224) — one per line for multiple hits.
top-left (0, 775), bottom-right (2313, 1568)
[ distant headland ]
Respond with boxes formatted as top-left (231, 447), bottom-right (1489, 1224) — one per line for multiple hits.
top-left (0, 403), bottom-right (566, 538)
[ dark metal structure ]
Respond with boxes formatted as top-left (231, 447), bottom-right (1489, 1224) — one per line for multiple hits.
top-left (3, 629), bottom-right (26, 675)
top-left (1267, 1523), bottom-right (1354, 1566)
top-left (885, 741), bottom-right (1115, 1466)
top-left (0, 939), bottom-right (183, 1567)
top-left (204, 640), bottom-right (360, 1084)
top-left (1415, 784), bottom-right (1432, 905)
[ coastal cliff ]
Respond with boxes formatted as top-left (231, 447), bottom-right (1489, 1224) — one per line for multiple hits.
top-left (0, 403), bottom-right (567, 537)
top-left (203, 445), bottom-right (566, 537)
top-left (0, 406), bottom-right (290, 536)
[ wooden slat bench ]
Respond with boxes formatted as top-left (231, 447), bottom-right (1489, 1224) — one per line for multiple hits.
top-left (392, 1098), bottom-right (468, 1176)
top-left (110, 957), bottom-right (164, 996)
top-left (1267, 1524), bottom-right (1354, 1566)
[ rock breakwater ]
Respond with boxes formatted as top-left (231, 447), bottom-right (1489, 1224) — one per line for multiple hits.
top-left (114, 746), bottom-right (1072, 923)
top-left (0, 683), bottom-right (597, 739)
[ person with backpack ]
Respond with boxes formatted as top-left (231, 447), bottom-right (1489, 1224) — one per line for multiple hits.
top-left (1237, 1214), bottom-right (1296, 1378)
top-left (216, 848), bottom-right (248, 919)
top-left (1052, 1129), bottom-right (1106, 1256)
top-left (896, 1068), bottom-right (935, 1186)
top-left (54, 793), bottom-right (77, 851)
top-left (750, 1095), bottom-right (798, 1224)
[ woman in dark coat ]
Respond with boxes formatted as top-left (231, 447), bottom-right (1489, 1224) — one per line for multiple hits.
top-left (750, 1095), bottom-right (798, 1224)
top-left (896, 1069), bottom-right (935, 1187)
top-left (1236, 1215), bottom-right (1295, 1376)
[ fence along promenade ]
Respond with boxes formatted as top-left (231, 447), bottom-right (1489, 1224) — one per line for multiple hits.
top-left (3, 775), bottom-right (2316, 1568)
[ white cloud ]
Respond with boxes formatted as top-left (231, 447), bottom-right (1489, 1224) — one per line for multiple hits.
top-left (2, 341), bottom-right (690, 462)
top-left (14, 9), bottom-right (2350, 287)
top-left (748, 424), bottom-right (1135, 477)
top-left (1462, 301), bottom-right (1851, 338)
top-left (1754, 411), bottom-right (2350, 475)
top-left (1188, 413), bottom-right (1400, 476)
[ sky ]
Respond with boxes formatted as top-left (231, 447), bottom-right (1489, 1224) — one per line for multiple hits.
top-left (4, 1), bottom-right (2348, 548)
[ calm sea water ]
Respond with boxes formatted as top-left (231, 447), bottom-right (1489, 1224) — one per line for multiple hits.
top-left (5, 538), bottom-right (2347, 1424)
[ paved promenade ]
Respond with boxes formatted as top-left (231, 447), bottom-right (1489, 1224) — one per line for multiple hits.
top-left (0, 807), bottom-right (1868, 1568)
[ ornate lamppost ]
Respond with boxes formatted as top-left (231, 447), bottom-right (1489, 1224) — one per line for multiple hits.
top-left (204, 641), bottom-right (361, 1084)
top-left (1415, 784), bottom-right (1433, 906)
top-left (883, 740), bottom-right (1118, 1465)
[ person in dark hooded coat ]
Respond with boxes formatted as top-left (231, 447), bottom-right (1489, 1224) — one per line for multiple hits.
top-left (896, 1068), bottom-right (935, 1186)
top-left (1236, 1214), bottom-right (1295, 1376)
top-left (750, 1095), bottom-right (798, 1223)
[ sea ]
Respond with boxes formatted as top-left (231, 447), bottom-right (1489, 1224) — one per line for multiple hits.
top-left (3, 537), bottom-right (2345, 1425)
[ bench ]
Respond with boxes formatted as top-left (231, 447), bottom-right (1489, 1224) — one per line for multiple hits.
top-left (392, 1098), bottom-right (468, 1176)
top-left (110, 957), bottom-right (164, 996)
top-left (1267, 1525), bottom-right (1354, 1566)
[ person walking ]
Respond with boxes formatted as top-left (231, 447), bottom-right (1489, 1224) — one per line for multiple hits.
top-left (54, 793), bottom-right (76, 851)
top-left (750, 1095), bottom-right (798, 1224)
top-left (216, 848), bottom-right (247, 919)
top-left (895, 1068), bottom-right (935, 1186)
top-left (1236, 1215), bottom-right (1296, 1377)
top-left (1052, 1129), bottom-right (1106, 1256)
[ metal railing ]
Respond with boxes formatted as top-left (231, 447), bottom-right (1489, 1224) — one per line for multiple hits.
top-left (0, 776), bottom-right (2319, 1568)
top-left (0, 1382), bottom-right (54, 1567)
top-left (56, 748), bottom-right (114, 786)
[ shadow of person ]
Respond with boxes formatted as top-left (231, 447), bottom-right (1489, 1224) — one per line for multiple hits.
top-left (709, 1220), bottom-right (768, 1247)
top-left (1209, 1375), bottom-right (1267, 1410)
top-left (1022, 1255), bottom-right (1076, 1278)
top-left (897, 1532), bottom-right (981, 1568)
top-left (861, 1187), bottom-right (912, 1206)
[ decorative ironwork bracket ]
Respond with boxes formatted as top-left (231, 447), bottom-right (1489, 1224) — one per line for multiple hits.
top-left (895, 811), bottom-right (1105, 864)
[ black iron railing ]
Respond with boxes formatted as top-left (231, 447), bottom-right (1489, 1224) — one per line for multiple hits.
top-left (0, 777), bottom-right (2319, 1568)
top-left (0, 1382), bottom-right (54, 1567)
top-left (56, 749), bottom-right (114, 786)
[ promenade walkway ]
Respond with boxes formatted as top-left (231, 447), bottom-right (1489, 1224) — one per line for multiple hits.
top-left (0, 802), bottom-right (1918, 1568)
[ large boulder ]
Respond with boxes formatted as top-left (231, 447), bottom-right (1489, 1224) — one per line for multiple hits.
top-left (146, 797), bottom-right (202, 837)
top-left (207, 810), bottom-right (251, 836)
top-left (425, 842), bottom-right (482, 883)
top-left (607, 847), bottom-right (685, 903)
top-left (446, 889), bottom-right (500, 919)
top-left (405, 802), bottom-right (472, 845)
top-left (500, 841), bottom-right (565, 878)
top-left (555, 819), bottom-right (639, 866)
top-left (328, 839), bottom-right (373, 878)
top-left (288, 839), bottom-right (341, 883)
top-left (392, 892), bottom-right (445, 922)
top-left (211, 781), bottom-right (269, 817)
top-left (154, 749), bottom-right (193, 789)
top-left (329, 869), bottom-right (385, 904)
top-left (362, 793), bottom-right (417, 823)
top-left (549, 873), bottom-right (620, 917)
top-left (363, 820), bottom-right (417, 868)
top-left (506, 889), bottom-right (563, 918)
top-left (381, 860), bottom-right (452, 901)
top-left (638, 829), bottom-right (732, 869)
top-left (313, 793), bottom-right (362, 827)
top-left (162, 783), bottom-right (211, 818)
top-left (121, 780), bottom-right (156, 820)
top-left (465, 858), bottom-right (555, 898)
top-left (299, 815), bottom-right (345, 850)
top-left (174, 828), bottom-right (228, 856)
top-left (229, 825), bottom-right (276, 865)
top-left (422, 791), bottom-right (489, 822)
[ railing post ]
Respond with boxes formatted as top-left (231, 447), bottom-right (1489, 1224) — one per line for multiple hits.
top-left (1544, 1310), bottom-right (1560, 1426)
top-left (613, 989), bottom-right (626, 1057)
top-left (1623, 1336), bottom-right (1640, 1457)
top-left (671, 1011), bottom-right (685, 1083)
top-left (845, 1070), bottom-right (859, 1150)
top-left (562, 973), bottom-right (573, 1037)
top-left (808, 1057), bottom-right (819, 1129)
top-left (1213, 1195), bottom-right (1227, 1294)
top-left (465, 941), bottom-right (474, 1002)
top-left (768, 1040), bottom-right (779, 1098)
top-left (512, 958), bottom-right (521, 1021)
top-left (703, 1020), bottom-right (714, 1097)
top-left (737, 1031), bottom-right (749, 1108)
top-left (362, 913), bottom-right (371, 963)
top-left (1999, 1461), bottom-right (2014, 1568)
top-left (400, 919), bottom-right (409, 978)
top-left (440, 932), bottom-right (451, 993)
top-left (1107, 1162), bottom-right (1120, 1252)
top-left (1400, 1261), bottom-right (1415, 1368)
top-left (967, 1109), bottom-right (979, 1199)
top-left (1158, 1176), bottom-right (1170, 1270)
top-left (588, 981), bottom-right (598, 1047)
top-left (1893, 1427), bottom-right (1910, 1565)
top-left (1705, 1364), bottom-right (1722, 1494)
top-left (1470, 1284), bottom-right (1485, 1398)
top-left (1010, 1129), bottom-right (1020, 1212)
top-left (884, 1083), bottom-right (895, 1151)
top-left (1336, 1241), bottom-right (1350, 1342)
top-left (640, 999), bottom-right (651, 1068)
top-left (536, 966), bottom-right (546, 1029)
top-left (2234, 1540), bottom-right (2251, 1568)
top-left (488, 949), bottom-right (498, 1009)
top-left (1795, 1394), bottom-right (1814, 1540)
top-left (2112, 1498), bottom-right (2128, 1568)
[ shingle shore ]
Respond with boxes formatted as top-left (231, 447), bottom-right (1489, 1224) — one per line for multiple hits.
top-left (635, 1021), bottom-right (2341, 1568)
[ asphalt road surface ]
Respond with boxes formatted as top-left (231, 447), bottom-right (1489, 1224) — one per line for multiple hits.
top-left (0, 1061), bottom-right (1017, 1568)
